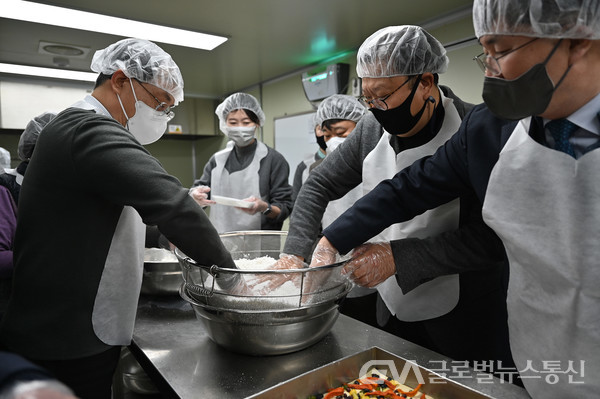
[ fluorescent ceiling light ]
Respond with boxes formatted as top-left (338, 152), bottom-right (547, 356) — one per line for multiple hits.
top-left (0, 63), bottom-right (98, 82)
top-left (1, 0), bottom-right (228, 51)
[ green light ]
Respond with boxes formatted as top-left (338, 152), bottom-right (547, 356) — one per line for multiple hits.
top-left (311, 30), bottom-right (336, 54)
top-left (309, 73), bottom-right (328, 82)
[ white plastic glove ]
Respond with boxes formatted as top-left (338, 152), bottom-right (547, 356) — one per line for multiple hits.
top-left (343, 242), bottom-right (395, 288)
top-left (246, 254), bottom-right (305, 293)
top-left (272, 253), bottom-right (305, 270)
top-left (218, 273), bottom-right (253, 296)
top-left (301, 237), bottom-right (340, 303)
top-left (238, 196), bottom-right (268, 215)
top-left (308, 236), bottom-right (338, 268)
top-left (189, 185), bottom-right (216, 207)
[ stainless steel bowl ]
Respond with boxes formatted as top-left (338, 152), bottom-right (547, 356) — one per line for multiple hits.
top-left (141, 248), bottom-right (183, 296)
top-left (180, 282), bottom-right (351, 355)
top-left (175, 231), bottom-right (353, 355)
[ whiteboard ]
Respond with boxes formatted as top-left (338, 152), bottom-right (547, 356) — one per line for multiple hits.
top-left (274, 112), bottom-right (317, 184)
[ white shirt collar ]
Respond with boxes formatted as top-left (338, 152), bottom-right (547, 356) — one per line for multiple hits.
top-left (77, 95), bottom-right (113, 118)
top-left (544, 91), bottom-right (600, 136)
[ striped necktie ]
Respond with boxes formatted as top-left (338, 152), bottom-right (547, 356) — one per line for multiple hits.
top-left (546, 118), bottom-right (577, 158)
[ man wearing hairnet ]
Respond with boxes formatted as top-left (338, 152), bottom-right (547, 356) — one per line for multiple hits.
top-left (317, 1), bottom-right (600, 396)
top-left (313, 94), bottom-right (366, 228)
top-left (280, 25), bottom-right (514, 373)
top-left (190, 92), bottom-right (293, 233)
top-left (0, 38), bottom-right (239, 399)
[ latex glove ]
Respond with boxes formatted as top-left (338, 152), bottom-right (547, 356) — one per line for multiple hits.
top-left (237, 196), bottom-right (267, 215)
top-left (189, 186), bottom-right (216, 207)
top-left (343, 242), bottom-right (395, 288)
top-left (246, 254), bottom-right (305, 293)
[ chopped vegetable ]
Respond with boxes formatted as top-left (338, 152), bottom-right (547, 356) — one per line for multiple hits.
top-left (312, 369), bottom-right (433, 399)
top-left (323, 386), bottom-right (344, 399)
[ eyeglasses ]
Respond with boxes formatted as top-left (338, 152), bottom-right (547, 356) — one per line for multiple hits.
top-left (358, 77), bottom-right (413, 110)
top-left (134, 79), bottom-right (175, 118)
top-left (473, 38), bottom-right (539, 77)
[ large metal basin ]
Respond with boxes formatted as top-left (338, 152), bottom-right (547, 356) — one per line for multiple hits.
top-left (175, 231), bottom-right (352, 355)
top-left (180, 283), bottom-right (350, 355)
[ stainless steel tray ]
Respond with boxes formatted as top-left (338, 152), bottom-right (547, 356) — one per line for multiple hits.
top-left (249, 346), bottom-right (493, 399)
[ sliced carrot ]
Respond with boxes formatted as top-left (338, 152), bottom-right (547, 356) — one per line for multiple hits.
top-left (406, 383), bottom-right (423, 397)
top-left (383, 379), bottom-right (397, 389)
top-left (347, 383), bottom-right (377, 390)
top-left (323, 386), bottom-right (344, 399)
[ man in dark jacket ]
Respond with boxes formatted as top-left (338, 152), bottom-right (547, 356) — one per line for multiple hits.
top-left (317, 1), bottom-right (600, 396)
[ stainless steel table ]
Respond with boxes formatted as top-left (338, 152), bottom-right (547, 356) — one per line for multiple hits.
top-left (130, 296), bottom-right (530, 399)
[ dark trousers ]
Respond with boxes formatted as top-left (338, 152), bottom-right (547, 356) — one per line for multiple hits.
top-left (340, 292), bottom-right (438, 351)
top-left (29, 346), bottom-right (122, 399)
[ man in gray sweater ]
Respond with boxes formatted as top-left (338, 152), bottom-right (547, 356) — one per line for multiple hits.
top-left (0, 38), bottom-right (239, 399)
top-left (282, 26), bottom-right (513, 374)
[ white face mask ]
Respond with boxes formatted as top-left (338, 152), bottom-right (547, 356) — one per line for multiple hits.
top-left (326, 136), bottom-right (346, 153)
top-left (117, 79), bottom-right (172, 145)
top-left (225, 126), bottom-right (256, 146)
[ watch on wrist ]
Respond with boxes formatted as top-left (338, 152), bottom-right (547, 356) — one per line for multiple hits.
top-left (262, 203), bottom-right (272, 215)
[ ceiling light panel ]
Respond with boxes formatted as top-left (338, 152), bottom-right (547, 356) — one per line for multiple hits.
top-left (2, 0), bottom-right (228, 51)
top-left (0, 63), bottom-right (98, 82)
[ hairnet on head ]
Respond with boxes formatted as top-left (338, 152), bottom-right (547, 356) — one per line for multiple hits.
top-left (316, 95), bottom-right (366, 127)
top-left (215, 93), bottom-right (266, 132)
top-left (91, 38), bottom-right (184, 105)
top-left (473, 0), bottom-right (600, 39)
top-left (356, 25), bottom-right (449, 78)
top-left (18, 112), bottom-right (57, 161)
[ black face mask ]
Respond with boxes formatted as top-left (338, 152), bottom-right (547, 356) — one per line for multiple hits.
top-left (482, 39), bottom-right (570, 121)
top-left (316, 133), bottom-right (327, 151)
top-left (370, 75), bottom-right (428, 135)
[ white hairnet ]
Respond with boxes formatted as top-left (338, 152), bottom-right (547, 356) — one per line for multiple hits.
top-left (473, 0), bottom-right (600, 39)
top-left (215, 93), bottom-right (266, 132)
top-left (312, 113), bottom-right (319, 127)
top-left (91, 38), bottom-right (184, 105)
top-left (316, 95), bottom-right (366, 127)
top-left (18, 112), bottom-right (57, 161)
top-left (356, 25), bottom-right (449, 78)
top-left (0, 147), bottom-right (10, 170)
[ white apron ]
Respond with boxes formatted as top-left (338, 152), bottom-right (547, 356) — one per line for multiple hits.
top-left (482, 118), bottom-right (600, 397)
top-left (322, 185), bottom-right (363, 229)
top-left (72, 95), bottom-right (146, 345)
top-left (361, 91), bottom-right (461, 321)
top-left (210, 140), bottom-right (267, 233)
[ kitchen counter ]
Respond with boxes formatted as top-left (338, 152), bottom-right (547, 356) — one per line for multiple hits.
top-left (130, 295), bottom-right (530, 399)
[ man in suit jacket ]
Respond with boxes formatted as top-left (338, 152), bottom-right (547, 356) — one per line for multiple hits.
top-left (315, 0), bottom-right (600, 397)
